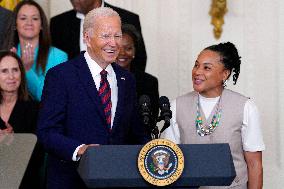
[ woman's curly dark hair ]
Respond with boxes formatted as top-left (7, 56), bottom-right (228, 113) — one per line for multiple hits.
top-left (205, 42), bottom-right (241, 85)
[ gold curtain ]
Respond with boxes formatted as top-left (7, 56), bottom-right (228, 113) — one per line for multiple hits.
top-left (0, 0), bottom-right (21, 11)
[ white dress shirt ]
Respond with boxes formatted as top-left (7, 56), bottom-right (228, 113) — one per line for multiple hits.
top-left (162, 94), bottom-right (265, 152)
top-left (72, 51), bottom-right (118, 161)
top-left (84, 51), bottom-right (118, 126)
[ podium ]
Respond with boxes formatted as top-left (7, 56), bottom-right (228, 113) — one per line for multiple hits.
top-left (78, 143), bottom-right (236, 188)
top-left (0, 133), bottom-right (37, 189)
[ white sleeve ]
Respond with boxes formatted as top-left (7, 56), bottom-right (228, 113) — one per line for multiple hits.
top-left (242, 99), bottom-right (265, 152)
top-left (72, 144), bottom-right (85, 161)
top-left (160, 99), bottom-right (181, 144)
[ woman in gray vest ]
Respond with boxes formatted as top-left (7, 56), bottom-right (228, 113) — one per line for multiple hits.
top-left (162, 42), bottom-right (265, 189)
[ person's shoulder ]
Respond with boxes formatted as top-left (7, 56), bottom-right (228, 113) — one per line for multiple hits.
top-left (51, 53), bottom-right (84, 71)
top-left (142, 72), bottom-right (158, 82)
top-left (0, 6), bottom-right (12, 15)
top-left (177, 91), bottom-right (196, 100)
top-left (135, 70), bottom-right (158, 83)
top-left (49, 46), bottom-right (68, 57)
top-left (112, 63), bottom-right (135, 80)
top-left (112, 63), bottom-right (130, 74)
top-left (223, 89), bottom-right (248, 99)
top-left (105, 2), bottom-right (139, 17)
top-left (47, 57), bottom-right (73, 75)
top-left (45, 47), bottom-right (68, 69)
top-left (51, 9), bottom-right (76, 21)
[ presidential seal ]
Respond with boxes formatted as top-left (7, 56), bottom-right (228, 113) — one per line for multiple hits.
top-left (138, 139), bottom-right (184, 186)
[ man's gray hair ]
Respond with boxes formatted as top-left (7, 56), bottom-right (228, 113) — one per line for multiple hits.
top-left (83, 7), bottom-right (121, 34)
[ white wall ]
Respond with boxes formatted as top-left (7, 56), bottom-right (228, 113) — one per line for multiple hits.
top-left (49, 0), bottom-right (72, 17)
top-left (37, 0), bottom-right (284, 187)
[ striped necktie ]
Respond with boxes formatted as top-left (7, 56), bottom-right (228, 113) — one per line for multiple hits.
top-left (98, 69), bottom-right (112, 130)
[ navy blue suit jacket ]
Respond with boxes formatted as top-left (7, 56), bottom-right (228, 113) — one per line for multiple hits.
top-left (37, 53), bottom-right (150, 188)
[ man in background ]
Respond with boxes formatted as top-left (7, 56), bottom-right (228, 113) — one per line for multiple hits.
top-left (38, 7), bottom-right (150, 188)
top-left (0, 0), bottom-right (12, 49)
top-left (50, 0), bottom-right (147, 72)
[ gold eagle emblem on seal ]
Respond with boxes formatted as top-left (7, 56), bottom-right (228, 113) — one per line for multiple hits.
top-left (138, 139), bottom-right (184, 186)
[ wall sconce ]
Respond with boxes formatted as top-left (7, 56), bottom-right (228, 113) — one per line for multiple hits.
top-left (209, 0), bottom-right (227, 39)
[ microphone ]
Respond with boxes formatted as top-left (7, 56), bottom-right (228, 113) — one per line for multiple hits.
top-left (159, 96), bottom-right (172, 133)
top-left (139, 95), bottom-right (151, 125)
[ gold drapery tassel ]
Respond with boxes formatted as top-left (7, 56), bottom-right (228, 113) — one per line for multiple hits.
top-left (0, 0), bottom-right (21, 11)
top-left (209, 0), bottom-right (228, 39)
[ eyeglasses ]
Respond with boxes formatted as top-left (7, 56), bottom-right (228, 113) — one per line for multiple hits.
top-left (98, 34), bottom-right (122, 42)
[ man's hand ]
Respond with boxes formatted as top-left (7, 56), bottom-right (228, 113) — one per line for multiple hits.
top-left (77, 144), bottom-right (99, 156)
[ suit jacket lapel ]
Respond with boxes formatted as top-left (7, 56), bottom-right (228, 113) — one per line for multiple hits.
top-left (75, 60), bottom-right (128, 131)
top-left (75, 54), bottom-right (105, 119)
top-left (112, 64), bottom-right (127, 131)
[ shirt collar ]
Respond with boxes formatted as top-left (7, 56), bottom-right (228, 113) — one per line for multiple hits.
top-left (84, 51), bottom-right (113, 77)
top-left (198, 93), bottom-right (220, 102)
top-left (76, 12), bottom-right (84, 20)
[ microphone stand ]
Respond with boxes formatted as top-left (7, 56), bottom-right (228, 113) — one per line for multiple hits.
top-left (151, 125), bottom-right (160, 139)
top-left (150, 116), bottom-right (169, 139)
top-left (146, 116), bottom-right (159, 139)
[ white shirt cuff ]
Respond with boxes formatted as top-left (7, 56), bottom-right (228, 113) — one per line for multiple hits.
top-left (72, 144), bottom-right (85, 161)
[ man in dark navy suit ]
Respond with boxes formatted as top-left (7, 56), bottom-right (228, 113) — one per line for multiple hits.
top-left (50, 0), bottom-right (147, 72)
top-left (37, 7), bottom-right (150, 189)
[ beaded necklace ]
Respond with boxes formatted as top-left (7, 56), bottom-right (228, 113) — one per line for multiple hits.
top-left (195, 95), bottom-right (222, 136)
